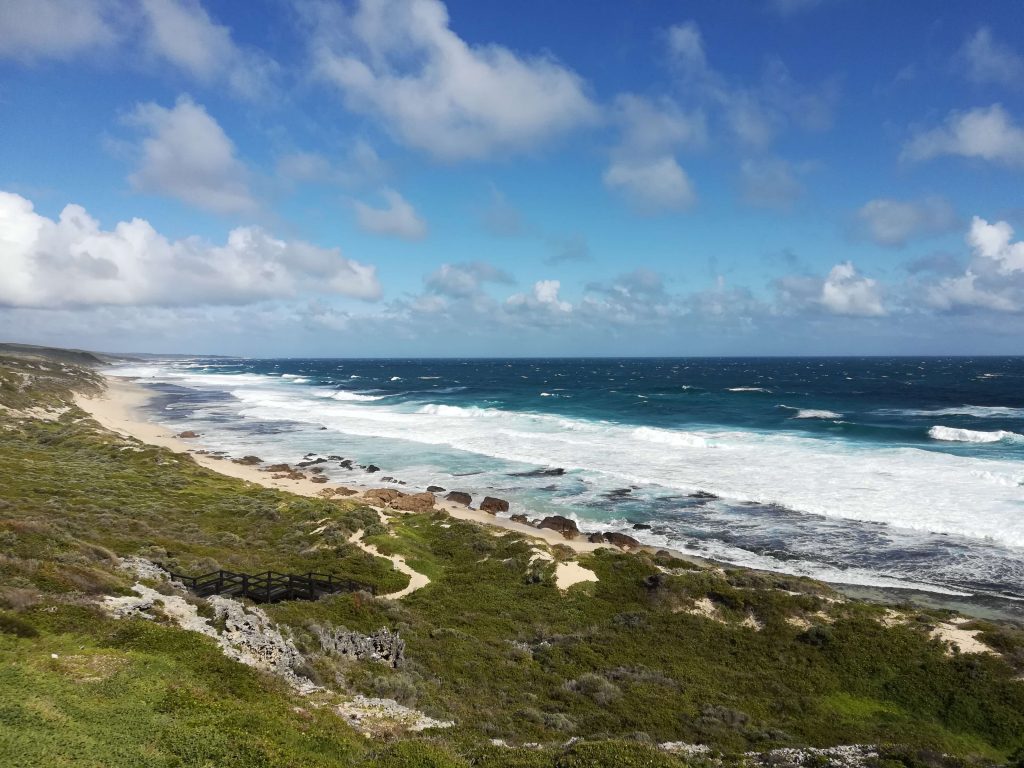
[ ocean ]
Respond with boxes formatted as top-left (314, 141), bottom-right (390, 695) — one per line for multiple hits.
top-left (111, 357), bottom-right (1024, 604)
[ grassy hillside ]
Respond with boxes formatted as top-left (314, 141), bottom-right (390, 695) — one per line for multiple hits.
top-left (1, 353), bottom-right (1023, 767)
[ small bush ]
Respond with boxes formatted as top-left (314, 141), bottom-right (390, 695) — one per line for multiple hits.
top-left (0, 610), bottom-right (39, 637)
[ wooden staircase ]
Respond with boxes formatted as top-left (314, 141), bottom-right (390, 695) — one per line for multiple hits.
top-left (165, 569), bottom-right (373, 603)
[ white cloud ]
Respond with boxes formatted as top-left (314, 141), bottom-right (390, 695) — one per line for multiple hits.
top-left (0, 0), bottom-right (118, 62)
top-left (139, 0), bottom-right (277, 100)
top-left (425, 261), bottom-right (512, 298)
top-left (775, 262), bottom-right (885, 317)
top-left (309, 0), bottom-right (597, 160)
top-left (821, 262), bottom-right (885, 316)
top-left (854, 197), bottom-right (958, 247)
top-left (903, 104), bottom-right (1024, 167)
top-left (353, 189), bottom-right (428, 241)
top-left (124, 95), bottom-right (256, 214)
top-left (924, 217), bottom-right (1024, 313)
top-left (0, 190), bottom-right (380, 308)
top-left (277, 141), bottom-right (388, 189)
top-left (603, 156), bottom-right (696, 213)
top-left (958, 27), bottom-right (1023, 87)
top-left (506, 279), bottom-right (572, 318)
top-left (612, 94), bottom-right (707, 156)
top-left (740, 157), bottom-right (804, 210)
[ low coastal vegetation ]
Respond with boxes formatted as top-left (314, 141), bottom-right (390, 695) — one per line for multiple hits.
top-left (1, 350), bottom-right (1023, 767)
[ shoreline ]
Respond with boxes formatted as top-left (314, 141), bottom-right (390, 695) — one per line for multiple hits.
top-left (74, 375), bottom-right (613, 557)
top-left (74, 375), bottom-right (1024, 620)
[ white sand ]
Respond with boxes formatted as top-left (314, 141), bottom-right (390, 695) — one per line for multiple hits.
top-left (347, 528), bottom-right (431, 599)
top-left (74, 375), bottom-right (621, 560)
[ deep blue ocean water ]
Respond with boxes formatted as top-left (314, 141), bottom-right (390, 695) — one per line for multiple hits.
top-left (112, 357), bottom-right (1024, 602)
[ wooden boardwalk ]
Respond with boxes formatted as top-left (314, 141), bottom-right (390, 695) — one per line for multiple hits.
top-left (166, 569), bottom-right (373, 603)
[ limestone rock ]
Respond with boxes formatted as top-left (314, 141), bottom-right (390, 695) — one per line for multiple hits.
top-left (389, 492), bottom-right (436, 513)
top-left (177, 431), bottom-right (200, 438)
top-left (445, 491), bottom-right (472, 506)
top-left (315, 625), bottom-right (405, 668)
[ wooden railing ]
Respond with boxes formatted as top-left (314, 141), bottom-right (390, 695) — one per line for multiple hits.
top-left (164, 569), bottom-right (373, 603)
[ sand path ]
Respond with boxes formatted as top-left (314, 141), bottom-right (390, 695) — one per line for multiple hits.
top-left (347, 528), bottom-right (430, 600)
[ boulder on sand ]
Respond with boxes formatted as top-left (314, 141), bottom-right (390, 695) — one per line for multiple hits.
top-left (587, 532), bottom-right (605, 544)
top-left (603, 532), bottom-right (641, 550)
top-left (538, 516), bottom-right (580, 539)
top-left (510, 514), bottom-right (529, 524)
top-left (263, 463), bottom-right (291, 473)
top-left (177, 431), bottom-right (200, 438)
top-left (480, 496), bottom-right (509, 514)
top-left (310, 476), bottom-right (328, 484)
top-left (363, 489), bottom-right (405, 506)
top-left (390, 492), bottom-right (436, 513)
top-left (233, 455), bottom-right (262, 465)
top-left (444, 491), bottom-right (472, 506)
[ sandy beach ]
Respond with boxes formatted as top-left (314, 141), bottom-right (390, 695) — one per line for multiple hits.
top-left (74, 375), bottom-right (612, 563)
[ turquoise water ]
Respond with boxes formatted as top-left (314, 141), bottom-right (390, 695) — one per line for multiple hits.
top-left (112, 357), bottom-right (1024, 601)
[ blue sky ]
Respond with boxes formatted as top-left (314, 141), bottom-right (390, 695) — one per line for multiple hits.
top-left (1, 0), bottom-right (1023, 356)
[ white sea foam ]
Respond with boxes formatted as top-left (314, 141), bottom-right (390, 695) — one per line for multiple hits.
top-left (328, 390), bottom-right (384, 402)
top-left (390, 376), bottom-right (402, 381)
top-left (727, 387), bottom-right (771, 393)
top-left (779, 406), bottom-right (843, 420)
top-left (928, 425), bottom-right (1024, 444)
top-left (124, 364), bottom-right (1024, 550)
top-left (882, 405), bottom-right (1024, 418)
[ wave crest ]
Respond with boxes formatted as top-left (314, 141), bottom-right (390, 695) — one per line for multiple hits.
top-left (928, 425), bottom-right (1024, 444)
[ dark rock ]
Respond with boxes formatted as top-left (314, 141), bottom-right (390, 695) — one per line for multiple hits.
top-left (263, 463), bottom-right (291, 473)
top-left (327, 455), bottom-right (344, 461)
top-left (688, 490), bottom-right (718, 500)
top-left (510, 467), bottom-right (566, 478)
top-left (655, 549), bottom-right (674, 558)
top-left (364, 464), bottom-right (381, 473)
top-left (480, 496), bottom-right (509, 514)
top-left (338, 459), bottom-right (354, 469)
top-left (603, 532), bottom-right (641, 550)
top-left (587, 532), bottom-right (605, 544)
top-left (298, 458), bottom-right (327, 467)
top-left (309, 467), bottom-right (325, 474)
top-left (631, 523), bottom-right (652, 531)
top-left (426, 485), bottom-right (446, 493)
top-left (177, 430), bottom-right (200, 438)
top-left (445, 491), bottom-right (472, 506)
top-left (310, 476), bottom-right (328, 484)
top-left (538, 515), bottom-right (579, 539)
top-left (232, 455), bottom-right (262, 466)
top-left (510, 514), bottom-right (529, 524)
top-left (604, 488), bottom-right (633, 500)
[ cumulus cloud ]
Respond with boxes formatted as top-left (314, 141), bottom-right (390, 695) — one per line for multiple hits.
top-left (958, 27), bottom-right (1023, 87)
top-left (775, 262), bottom-right (885, 317)
top-left (854, 197), bottom-right (958, 247)
top-left (506, 280), bottom-right (572, 319)
top-left (903, 104), bottom-right (1024, 167)
top-left (739, 157), bottom-right (805, 210)
top-left (139, 0), bottom-right (277, 100)
top-left (0, 0), bottom-right (119, 62)
top-left (309, 0), bottom-right (597, 160)
top-left (603, 94), bottom-right (704, 214)
top-left (425, 262), bottom-right (513, 298)
top-left (603, 156), bottom-right (696, 213)
top-left (0, 190), bottom-right (380, 308)
top-left (123, 95), bottom-right (256, 214)
top-left (926, 216), bottom-right (1024, 313)
top-left (353, 189), bottom-right (428, 240)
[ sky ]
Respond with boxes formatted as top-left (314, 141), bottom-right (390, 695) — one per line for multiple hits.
top-left (1, 0), bottom-right (1024, 357)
